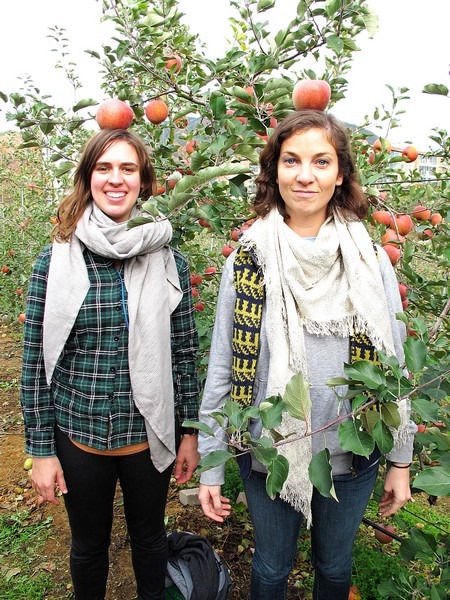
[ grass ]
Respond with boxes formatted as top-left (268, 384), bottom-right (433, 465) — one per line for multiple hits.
top-left (0, 510), bottom-right (54, 599)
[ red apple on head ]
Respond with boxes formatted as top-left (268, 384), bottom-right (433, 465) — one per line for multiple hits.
top-left (292, 79), bottom-right (331, 111)
top-left (145, 99), bottom-right (169, 124)
top-left (96, 99), bottom-right (134, 130)
top-left (402, 145), bottom-right (419, 162)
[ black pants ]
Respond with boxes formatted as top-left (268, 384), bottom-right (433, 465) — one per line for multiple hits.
top-left (55, 427), bottom-right (173, 600)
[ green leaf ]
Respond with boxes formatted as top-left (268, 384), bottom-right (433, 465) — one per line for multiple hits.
top-left (361, 8), bottom-right (379, 37)
top-left (0, 91), bottom-right (8, 103)
top-left (210, 92), bottom-right (227, 119)
top-left (343, 361), bottom-right (386, 389)
top-left (308, 449), bottom-right (337, 500)
top-left (412, 466), bottom-right (450, 497)
top-left (399, 527), bottom-right (437, 562)
top-left (326, 34), bottom-right (344, 54)
top-left (257, 0), bottom-right (275, 11)
top-left (404, 337), bottom-right (428, 373)
top-left (127, 216), bottom-right (154, 229)
top-left (283, 372), bottom-right (311, 421)
top-left (372, 420), bottom-right (394, 454)
top-left (232, 85), bottom-right (253, 104)
top-left (253, 443), bottom-right (278, 465)
top-left (338, 420), bottom-right (374, 458)
top-left (265, 454), bottom-right (289, 499)
top-left (411, 398), bottom-right (439, 423)
top-left (197, 450), bottom-right (235, 472)
top-left (54, 161), bottom-right (75, 177)
top-left (141, 199), bottom-right (160, 218)
top-left (380, 402), bottom-right (401, 429)
top-left (233, 143), bottom-right (260, 164)
top-left (326, 377), bottom-right (352, 387)
top-left (422, 83), bottom-right (449, 97)
top-left (181, 420), bottom-right (215, 437)
top-left (72, 98), bottom-right (98, 112)
top-left (260, 395), bottom-right (285, 429)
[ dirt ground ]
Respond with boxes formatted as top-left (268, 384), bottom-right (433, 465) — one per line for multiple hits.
top-left (0, 326), bottom-right (308, 600)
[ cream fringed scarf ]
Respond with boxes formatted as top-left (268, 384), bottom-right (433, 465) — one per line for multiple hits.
top-left (239, 208), bottom-right (408, 524)
top-left (43, 203), bottom-right (182, 472)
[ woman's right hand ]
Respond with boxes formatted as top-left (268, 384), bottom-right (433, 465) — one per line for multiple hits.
top-left (31, 456), bottom-right (68, 505)
top-left (198, 484), bottom-right (232, 522)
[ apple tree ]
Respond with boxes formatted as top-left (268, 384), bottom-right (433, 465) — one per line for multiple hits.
top-left (1, 1), bottom-right (449, 594)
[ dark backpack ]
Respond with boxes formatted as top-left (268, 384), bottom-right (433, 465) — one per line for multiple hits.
top-left (165, 531), bottom-right (233, 600)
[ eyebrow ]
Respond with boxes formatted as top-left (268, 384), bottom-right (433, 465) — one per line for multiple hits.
top-left (280, 150), bottom-right (335, 158)
top-left (95, 160), bottom-right (139, 167)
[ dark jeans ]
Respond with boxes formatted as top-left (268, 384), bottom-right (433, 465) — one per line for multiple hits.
top-left (55, 427), bottom-right (173, 600)
top-left (243, 464), bottom-right (379, 600)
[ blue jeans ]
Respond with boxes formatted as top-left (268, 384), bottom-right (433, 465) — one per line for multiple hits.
top-left (243, 464), bottom-right (379, 600)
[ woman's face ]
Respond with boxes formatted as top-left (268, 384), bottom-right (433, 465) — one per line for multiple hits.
top-left (90, 140), bottom-right (141, 223)
top-left (276, 128), bottom-right (343, 236)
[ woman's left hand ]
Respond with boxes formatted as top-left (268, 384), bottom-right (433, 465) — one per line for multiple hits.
top-left (378, 465), bottom-right (412, 517)
top-left (174, 435), bottom-right (199, 484)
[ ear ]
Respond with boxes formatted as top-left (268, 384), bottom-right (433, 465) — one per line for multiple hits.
top-left (336, 173), bottom-right (344, 186)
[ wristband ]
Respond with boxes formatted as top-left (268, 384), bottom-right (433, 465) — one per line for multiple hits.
top-left (390, 462), bottom-right (411, 469)
top-left (180, 426), bottom-right (199, 436)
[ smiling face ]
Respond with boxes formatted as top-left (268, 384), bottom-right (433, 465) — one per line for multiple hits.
top-left (90, 140), bottom-right (141, 223)
top-left (276, 128), bottom-right (343, 236)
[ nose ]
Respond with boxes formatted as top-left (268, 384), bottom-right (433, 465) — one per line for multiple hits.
top-left (296, 163), bottom-right (314, 183)
top-left (108, 168), bottom-right (124, 185)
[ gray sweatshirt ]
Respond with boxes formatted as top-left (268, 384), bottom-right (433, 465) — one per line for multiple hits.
top-left (199, 245), bottom-right (416, 486)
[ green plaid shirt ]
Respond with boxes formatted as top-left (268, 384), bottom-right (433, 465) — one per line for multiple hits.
top-left (21, 245), bottom-right (200, 457)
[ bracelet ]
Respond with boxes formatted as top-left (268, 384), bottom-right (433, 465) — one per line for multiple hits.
top-left (390, 462), bottom-right (411, 469)
top-left (180, 426), bottom-right (199, 436)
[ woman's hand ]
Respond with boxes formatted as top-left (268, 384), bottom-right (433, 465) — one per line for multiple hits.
top-left (174, 435), bottom-right (199, 485)
top-left (378, 465), bottom-right (412, 517)
top-left (31, 456), bottom-right (67, 505)
top-left (198, 484), bottom-right (232, 522)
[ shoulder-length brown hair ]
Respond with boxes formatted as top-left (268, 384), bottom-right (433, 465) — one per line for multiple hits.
top-left (254, 110), bottom-right (368, 221)
top-left (54, 129), bottom-right (157, 241)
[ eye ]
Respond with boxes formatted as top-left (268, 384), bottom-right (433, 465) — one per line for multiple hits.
top-left (316, 158), bottom-right (330, 167)
top-left (283, 156), bottom-right (297, 165)
top-left (123, 166), bottom-right (137, 174)
top-left (95, 165), bottom-right (109, 173)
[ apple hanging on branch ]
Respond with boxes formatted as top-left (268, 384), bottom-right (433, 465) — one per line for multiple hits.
top-left (292, 79), bottom-right (331, 111)
top-left (96, 99), bottom-right (134, 130)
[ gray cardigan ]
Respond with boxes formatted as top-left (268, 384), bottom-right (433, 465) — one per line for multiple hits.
top-left (199, 246), bottom-right (416, 486)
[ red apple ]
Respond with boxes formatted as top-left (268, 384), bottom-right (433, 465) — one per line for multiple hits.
top-left (222, 244), bottom-right (235, 258)
top-left (198, 218), bottom-right (212, 229)
top-left (402, 145), bottom-right (419, 162)
top-left (398, 283), bottom-right (408, 300)
top-left (190, 274), bottom-right (203, 287)
top-left (419, 228), bottom-right (433, 240)
top-left (8, 250), bottom-right (15, 256)
top-left (194, 302), bottom-right (205, 311)
top-left (191, 288), bottom-right (199, 298)
top-left (18, 313), bottom-right (26, 323)
top-left (204, 266), bottom-right (217, 278)
top-left (371, 210), bottom-right (391, 226)
top-left (292, 79), bottom-right (331, 111)
top-left (185, 140), bottom-right (197, 154)
top-left (382, 244), bottom-right (401, 265)
top-left (373, 138), bottom-right (392, 154)
top-left (430, 213), bottom-right (443, 226)
top-left (374, 523), bottom-right (395, 544)
top-left (412, 205), bottom-right (431, 221)
top-left (165, 54), bottom-right (182, 73)
top-left (96, 99), bottom-right (134, 130)
top-left (145, 99), bottom-right (169, 124)
top-left (231, 228), bottom-right (241, 242)
top-left (417, 424), bottom-right (428, 433)
top-left (381, 229), bottom-right (405, 246)
top-left (2, 265), bottom-right (10, 274)
top-left (392, 214), bottom-right (414, 236)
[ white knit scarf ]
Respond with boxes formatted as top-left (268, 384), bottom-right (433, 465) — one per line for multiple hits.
top-left (240, 208), bottom-right (406, 524)
top-left (43, 203), bottom-right (182, 472)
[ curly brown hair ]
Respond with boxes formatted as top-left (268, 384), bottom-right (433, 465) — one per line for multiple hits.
top-left (54, 129), bottom-right (156, 241)
top-left (253, 110), bottom-right (368, 221)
